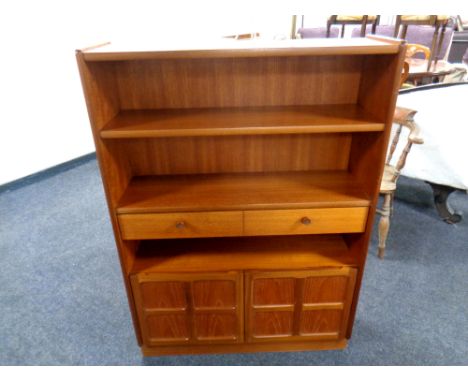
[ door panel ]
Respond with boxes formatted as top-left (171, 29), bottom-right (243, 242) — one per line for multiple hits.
top-left (194, 312), bottom-right (238, 340)
top-left (252, 278), bottom-right (295, 306)
top-left (246, 268), bottom-right (357, 343)
top-left (252, 311), bottom-right (294, 337)
top-left (146, 314), bottom-right (190, 342)
top-left (299, 310), bottom-right (342, 337)
top-left (131, 272), bottom-right (243, 346)
top-left (192, 280), bottom-right (236, 308)
top-left (140, 281), bottom-right (187, 309)
top-left (303, 275), bottom-right (348, 303)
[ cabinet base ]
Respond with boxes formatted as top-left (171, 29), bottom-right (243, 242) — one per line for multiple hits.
top-left (141, 339), bottom-right (348, 357)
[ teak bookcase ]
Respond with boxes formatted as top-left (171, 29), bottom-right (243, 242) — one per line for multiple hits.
top-left (77, 37), bottom-right (405, 356)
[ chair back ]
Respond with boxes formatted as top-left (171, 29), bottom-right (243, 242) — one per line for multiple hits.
top-left (387, 108), bottom-right (424, 182)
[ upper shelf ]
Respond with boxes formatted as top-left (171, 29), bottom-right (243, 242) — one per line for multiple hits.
top-left (100, 104), bottom-right (384, 139)
top-left (79, 37), bottom-right (402, 61)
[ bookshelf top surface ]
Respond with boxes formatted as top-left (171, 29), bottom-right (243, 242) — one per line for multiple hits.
top-left (79, 37), bottom-right (402, 61)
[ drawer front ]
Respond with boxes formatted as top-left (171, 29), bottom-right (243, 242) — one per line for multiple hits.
top-left (244, 207), bottom-right (368, 236)
top-left (118, 211), bottom-right (243, 240)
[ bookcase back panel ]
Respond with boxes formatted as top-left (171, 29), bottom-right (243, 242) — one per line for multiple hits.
top-left (110, 134), bottom-right (352, 175)
top-left (113, 56), bottom-right (363, 109)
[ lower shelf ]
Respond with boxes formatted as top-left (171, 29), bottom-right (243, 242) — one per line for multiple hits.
top-left (131, 235), bottom-right (356, 274)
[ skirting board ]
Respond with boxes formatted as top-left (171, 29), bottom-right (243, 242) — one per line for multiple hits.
top-left (0, 152), bottom-right (96, 194)
top-left (142, 339), bottom-right (348, 357)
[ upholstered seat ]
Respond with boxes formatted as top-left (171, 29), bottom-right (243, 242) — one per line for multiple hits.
top-left (401, 15), bottom-right (449, 22)
top-left (332, 15), bottom-right (378, 21)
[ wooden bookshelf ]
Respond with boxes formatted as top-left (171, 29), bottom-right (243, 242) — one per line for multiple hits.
top-left (77, 37), bottom-right (405, 356)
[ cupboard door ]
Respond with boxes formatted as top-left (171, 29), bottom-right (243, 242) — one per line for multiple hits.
top-left (131, 272), bottom-right (243, 347)
top-left (245, 268), bottom-right (357, 343)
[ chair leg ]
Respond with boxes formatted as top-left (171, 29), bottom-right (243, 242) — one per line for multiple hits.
top-left (360, 16), bottom-right (368, 37)
top-left (428, 23), bottom-right (440, 71)
top-left (371, 18), bottom-right (378, 34)
top-left (433, 22), bottom-right (447, 68)
top-left (378, 193), bottom-right (392, 259)
top-left (393, 16), bottom-right (401, 37)
top-left (401, 24), bottom-right (408, 39)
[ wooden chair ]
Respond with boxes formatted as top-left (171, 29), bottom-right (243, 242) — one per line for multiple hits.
top-left (376, 42), bottom-right (428, 259)
top-left (401, 43), bottom-right (431, 86)
top-left (394, 15), bottom-right (451, 71)
top-left (377, 107), bottom-right (424, 259)
top-left (327, 15), bottom-right (380, 37)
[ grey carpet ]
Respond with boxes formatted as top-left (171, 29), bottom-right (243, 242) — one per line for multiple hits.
top-left (0, 159), bottom-right (467, 365)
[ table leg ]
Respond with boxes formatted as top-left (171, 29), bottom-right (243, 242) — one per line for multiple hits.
top-left (427, 182), bottom-right (463, 224)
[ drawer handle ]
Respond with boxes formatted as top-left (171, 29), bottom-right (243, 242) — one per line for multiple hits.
top-left (301, 217), bottom-right (312, 225)
top-left (175, 221), bottom-right (186, 229)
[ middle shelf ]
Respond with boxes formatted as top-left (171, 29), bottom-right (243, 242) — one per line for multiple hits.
top-left (101, 104), bottom-right (384, 139)
top-left (117, 171), bottom-right (370, 214)
top-left (116, 171), bottom-right (370, 240)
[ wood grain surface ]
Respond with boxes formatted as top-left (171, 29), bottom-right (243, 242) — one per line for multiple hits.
top-left (115, 134), bottom-right (353, 176)
top-left (117, 171), bottom-right (370, 214)
top-left (101, 104), bottom-right (384, 138)
top-left (77, 37), bottom-right (405, 355)
top-left (131, 235), bottom-right (356, 274)
top-left (80, 37), bottom-right (400, 61)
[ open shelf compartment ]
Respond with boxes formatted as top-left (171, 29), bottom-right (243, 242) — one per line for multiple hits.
top-left (131, 234), bottom-right (356, 275)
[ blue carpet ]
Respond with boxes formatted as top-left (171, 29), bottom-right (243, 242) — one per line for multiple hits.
top-left (0, 160), bottom-right (467, 365)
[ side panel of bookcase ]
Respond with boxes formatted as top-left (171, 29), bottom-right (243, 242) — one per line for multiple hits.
top-left (345, 44), bottom-right (407, 337)
top-left (76, 53), bottom-right (142, 344)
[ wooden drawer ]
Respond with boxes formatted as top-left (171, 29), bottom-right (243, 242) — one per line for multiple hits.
top-left (118, 211), bottom-right (243, 240)
top-left (244, 207), bottom-right (368, 236)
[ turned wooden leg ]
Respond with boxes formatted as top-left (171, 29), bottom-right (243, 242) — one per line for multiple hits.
top-left (326, 20), bottom-right (332, 37)
top-left (433, 23), bottom-right (446, 68)
top-left (393, 17), bottom-right (401, 38)
top-left (427, 23), bottom-right (440, 71)
top-left (378, 193), bottom-right (392, 259)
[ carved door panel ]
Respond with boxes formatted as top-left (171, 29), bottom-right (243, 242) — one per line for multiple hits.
top-left (131, 272), bottom-right (243, 347)
top-left (245, 268), bottom-right (357, 343)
